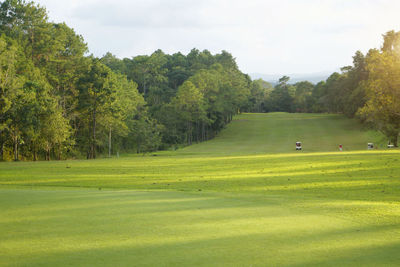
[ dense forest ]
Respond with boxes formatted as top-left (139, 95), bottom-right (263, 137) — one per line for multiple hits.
top-left (1, 0), bottom-right (399, 161)
top-left (0, 0), bottom-right (256, 161)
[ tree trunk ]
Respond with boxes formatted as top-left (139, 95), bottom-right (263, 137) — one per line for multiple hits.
top-left (201, 122), bottom-right (205, 142)
top-left (393, 135), bottom-right (398, 147)
top-left (91, 95), bottom-right (97, 159)
top-left (196, 122), bottom-right (200, 143)
top-left (33, 142), bottom-right (37, 161)
top-left (0, 134), bottom-right (3, 161)
top-left (108, 126), bottom-right (112, 158)
top-left (13, 136), bottom-right (18, 161)
top-left (187, 121), bottom-right (192, 145)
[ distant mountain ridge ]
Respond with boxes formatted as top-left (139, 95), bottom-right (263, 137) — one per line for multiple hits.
top-left (250, 71), bottom-right (336, 85)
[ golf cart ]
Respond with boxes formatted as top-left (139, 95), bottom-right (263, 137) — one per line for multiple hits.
top-left (296, 141), bottom-right (302, 150)
top-left (388, 141), bottom-right (394, 148)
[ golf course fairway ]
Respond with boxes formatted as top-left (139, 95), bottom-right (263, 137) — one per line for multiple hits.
top-left (1, 113), bottom-right (399, 266)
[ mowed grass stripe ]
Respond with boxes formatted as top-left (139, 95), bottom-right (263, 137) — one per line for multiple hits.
top-left (1, 150), bottom-right (399, 202)
top-left (1, 189), bottom-right (400, 266)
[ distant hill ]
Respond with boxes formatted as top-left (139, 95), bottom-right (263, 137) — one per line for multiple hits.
top-left (250, 71), bottom-right (336, 85)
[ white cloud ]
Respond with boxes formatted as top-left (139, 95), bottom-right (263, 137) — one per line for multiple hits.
top-left (36, 0), bottom-right (400, 74)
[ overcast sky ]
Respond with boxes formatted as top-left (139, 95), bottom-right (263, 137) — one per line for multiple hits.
top-left (36, 0), bottom-right (400, 75)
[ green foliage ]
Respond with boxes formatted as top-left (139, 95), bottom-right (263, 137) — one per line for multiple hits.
top-left (292, 81), bottom-right (313, 112)
top-left (357, 31), bottom-right (400, 146)
top-left (104, 49), bottom-right (251, 147)
top-left (170, 81), bottom-right (206, 144)
top-left (246, 79), bottom-right (273, 112)
top-left (266, 76), bottom-right (295, 112)
top-left (0, 0), bottom-right (253, 160)
top-left (10, 1), bottom-right (400, 159)
top-left (262, 30), bottom-right (400, 149)
top-left (128, 117), bottom-right (163, 154)
top-left (0, 1), bottom-right (159, 160)
top-left (0, 35), bottom-right (22, 131)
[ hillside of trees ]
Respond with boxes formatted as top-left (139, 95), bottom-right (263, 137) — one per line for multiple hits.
top-left (1, 0), bottom-right (399, 161)
top-left (0, 0), bottom-right (258, 161)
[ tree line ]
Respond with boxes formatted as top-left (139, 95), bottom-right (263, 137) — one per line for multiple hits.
top-left (1, 1), bottom-right (399, 161)
top-left (101, 49), bottom-right (252, 146)
top-left (252, 30), bottom-right (400, 146)
top-left (0, 0), bottom-right (255, 161)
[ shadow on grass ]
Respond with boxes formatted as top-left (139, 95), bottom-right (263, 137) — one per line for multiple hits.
top-left (3, 153), bottom-right (400, 198)
top-left (10, 222), bottom-right (400, 266)
top-left (1, 189), bottom-right (400, 266)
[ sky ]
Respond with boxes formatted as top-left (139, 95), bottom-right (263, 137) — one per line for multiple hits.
top-left (35, 0), bottom-right (400, 75)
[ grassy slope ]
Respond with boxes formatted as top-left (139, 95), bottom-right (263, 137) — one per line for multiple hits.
top-left (182, 113), bottom-right (383, 154)
top-left (1, 113), bottom-right (400, 266)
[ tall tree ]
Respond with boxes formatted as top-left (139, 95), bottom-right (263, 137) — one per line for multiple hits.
top-left (171, 80), bottom-right (206, 145)
top-left (293, 81), bottom-right (314, 112)
top-left (358, 31), bottom-right (400, 145)
top-left (267, 76), bottom-right (294, 112)
top-left (77, 58), bottom-right (114, 159)
top-left (0, 35), bottom-right (23, 160)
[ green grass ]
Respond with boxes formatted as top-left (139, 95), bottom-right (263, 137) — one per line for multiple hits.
top-left (181, 113), bottom-right (384, 154)
top-left (1, 113), bottom-right (400, 266)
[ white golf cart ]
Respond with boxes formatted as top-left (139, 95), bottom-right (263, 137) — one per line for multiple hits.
top-left (296, 141), bottom-right (302, 150)
top-left (388, 141), bottom-right (394, 148)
